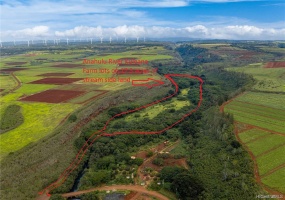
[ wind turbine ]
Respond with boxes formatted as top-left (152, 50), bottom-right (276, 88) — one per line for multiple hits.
top-left (44, 38), bottom-right (47, 46)
top-left (90, 38), bottom-right (93, 44)
top-left (100, 36), bottom-right (103, 44)
top-left (109, 36), bottom-right (112, 44)
top-left (124, 37), bottom-right (127, 43)
top-left (136, 37), bottom-right (139, 43)
top-left (66, 38), bottom-right (69, 45)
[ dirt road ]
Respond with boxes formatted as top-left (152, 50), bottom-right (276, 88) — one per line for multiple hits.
top-left (62, 185), bottom-right (169, 200)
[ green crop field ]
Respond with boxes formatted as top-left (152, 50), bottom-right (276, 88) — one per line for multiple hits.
top-left (246, 134), bottom-right (285, 156)
top-left (234, 92), bottom-right (285, 110)
top-left (261, 167), bottom-right (285, 193)
top-left (238, 129), bottom-right (271, 143)
top-left (224, 107), bottom-right (285, 133)
top-left (0, 75), bottom-right (17, 90)
top-left (225, 101), bottom-right (285, 121)
top-left (256, 145), bottom-right (285, 176)
top-left (227, 63), bottom-right (285, 92)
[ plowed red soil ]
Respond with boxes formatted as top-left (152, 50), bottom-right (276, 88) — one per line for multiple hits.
top-left (38, 73), bottom-right (74, 77)
top-left (20, 89), bottom-right (85, 103)
top-left (5, 62), bottom-right (27, 65)
top-left (52, 63), bottom-right (83, 68)
top-left (265, 62), bottom-right (285, 68)
top-left (0, 68), bottom-right (27, 72)
top-left (30, 78), bottom-right (82, 85)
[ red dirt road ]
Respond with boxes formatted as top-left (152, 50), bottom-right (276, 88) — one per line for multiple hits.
top-left (62, 185), bottom-right (169, 200)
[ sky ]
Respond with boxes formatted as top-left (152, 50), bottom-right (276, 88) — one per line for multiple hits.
top-left (0, 0), bottom-right (285, 41)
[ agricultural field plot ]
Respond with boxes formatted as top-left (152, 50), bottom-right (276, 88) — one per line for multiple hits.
top-left (29, 77), bottom-right (83, 85)
top-left (261, 167), bottom-right (285, 193)
top-left (20, 89), bottom-right (86, 103)
top-left (68, 90), bottom-right (108, 104)
top-left (225, 101), bottom-right (285, 121)
top-left (238, 129), bottom-right (271, 143)
top-left (227, 63), bottom-right (285, 92)
top-left (38, 72), bottom-right (74, 77)
top-left (224, 106), bottom-right (285, 133)
top-left (245, 134), bottom-right (285, 156)
top-left (0, 102), bottom-right (79, 158)
top-left (0, 74), bottom-right (17, 91)
top-left (256, 145), bottom-right (285, 176)
top-left (234, 92), bottom-right (285, 110)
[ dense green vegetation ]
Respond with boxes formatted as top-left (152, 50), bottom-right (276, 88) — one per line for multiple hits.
top-left (0, 104), bottom-right (24, 134)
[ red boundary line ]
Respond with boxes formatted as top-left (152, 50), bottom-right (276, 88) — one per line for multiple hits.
top-left (39, 74), bottom-right (203, 196)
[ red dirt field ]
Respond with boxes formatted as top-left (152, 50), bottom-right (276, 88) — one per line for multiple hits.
top-left (38, 73), bottom-right (74, 77)
top-left (5, 62), bottom-right (27, 65)
top-left (20, 89), bottom-right (85, 103)
top-left (0, 89), bottom-right (4, 92)
top-left (0, 68), bottom-right (27, 72)
top-left (30, 78), bottom-right (82, 85)
top-left (52, 63), bottom-right (83, 68)
top-left (265, 62), bottom-right (285, 68)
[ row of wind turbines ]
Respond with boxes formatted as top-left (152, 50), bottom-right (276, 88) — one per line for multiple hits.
top-left (0, 36), bottom-right (147, 47)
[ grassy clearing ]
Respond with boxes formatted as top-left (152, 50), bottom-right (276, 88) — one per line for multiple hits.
top-left (0, 75), bottom-right (17, 89)
top-left (15, 84), bottom-right (56, 95)
top-left (239, 129), bottom-right (271, 143)
top-left (68, 91), bottom-right (103, 103)
top-left (235, 92), bottom-right (285, 110)
top-left (125, 89), bottom-right (190, 121)
top-left (261, 167), bottom-right (285, 193)
top-left (257, 145), bottom-right (285, 176)
top-left (246, 134), bottom-right (285, 156)
top-left (224, 107), bottom-right (285, 133)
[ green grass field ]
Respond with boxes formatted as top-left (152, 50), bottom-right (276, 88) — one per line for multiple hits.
top-left (125, 88), bottom-right (190, 121)
top-left (224, 106), bottom-right (285, 133)
top-left (238, 129), bottom-right (271, 143)
top-left (261, 167), bottom-right (285, 193)
top-left (234, 92), bottom-right (285, 110)
top-left (246, 134), bottom-right (285, 156)
top-left (227, 63), bottom-right (285, 92)
top-left (256, 145), bottom-right (285, 176)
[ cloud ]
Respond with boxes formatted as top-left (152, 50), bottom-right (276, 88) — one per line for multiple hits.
top-left (2, 25), bottom-right (284, 41)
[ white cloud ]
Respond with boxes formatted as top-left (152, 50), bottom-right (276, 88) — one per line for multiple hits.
top-left (1, 25), bottom-right (284, 41)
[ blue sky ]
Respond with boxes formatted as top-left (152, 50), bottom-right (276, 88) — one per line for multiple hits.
top-left (1, 0), bottom-right (284, 40)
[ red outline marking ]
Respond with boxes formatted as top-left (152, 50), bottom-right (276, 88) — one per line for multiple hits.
top-left (39, 74), bottom-right (203, 196)
top-left (132, 78), bottom-right (164, 88)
